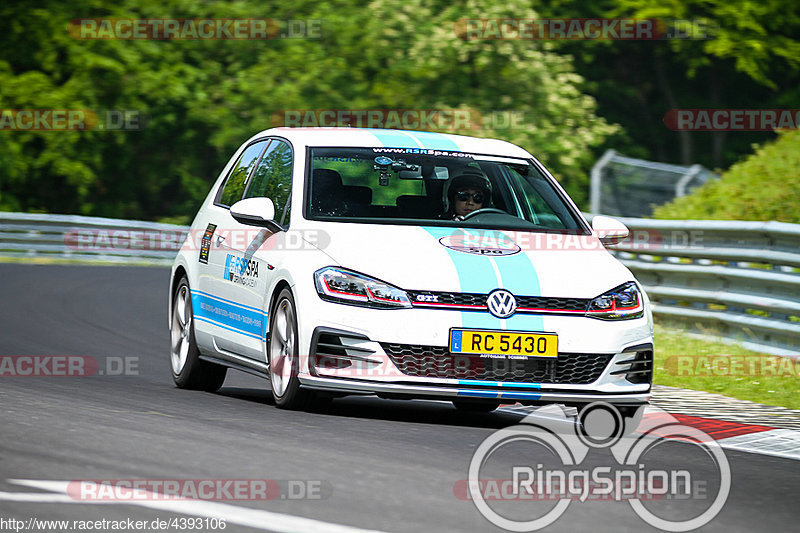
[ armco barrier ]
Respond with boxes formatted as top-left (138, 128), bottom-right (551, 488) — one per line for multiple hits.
top-left (0, 212), bottom-right (188, 266)
top-left (2, 211), bottom-right (798, 355)
top-left (599, 216), bottom-right (800, 356)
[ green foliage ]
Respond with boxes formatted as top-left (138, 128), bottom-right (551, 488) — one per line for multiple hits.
top-left (0, 0), bottom-right (615, 219)
top-left (536, 0), bottom-right (800, 171)
top-left (653, 130), bottom-right (800, 222)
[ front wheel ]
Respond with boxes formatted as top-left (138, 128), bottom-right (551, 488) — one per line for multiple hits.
top-left (170, 276), bottom-right (227, 392)
top-left (268, 288), bottom-right (313, 409)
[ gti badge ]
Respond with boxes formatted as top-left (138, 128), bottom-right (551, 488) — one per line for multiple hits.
top-left (486, 289), bottom-right (517, 318)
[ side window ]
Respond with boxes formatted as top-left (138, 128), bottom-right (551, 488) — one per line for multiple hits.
top-left (244, 140), bottom-right (293, 225)
top-left (216, 141), bottom-right (269, 207)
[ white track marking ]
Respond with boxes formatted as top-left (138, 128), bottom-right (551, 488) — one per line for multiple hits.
top-left (4, 480), bottom-right (390, 533)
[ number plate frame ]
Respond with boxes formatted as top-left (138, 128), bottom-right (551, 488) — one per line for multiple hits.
top-left (448, 328), bottom-right (558, 358)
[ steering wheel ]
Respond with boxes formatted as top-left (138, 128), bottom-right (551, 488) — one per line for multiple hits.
top-left (462, 208), bottom-right (507, 220)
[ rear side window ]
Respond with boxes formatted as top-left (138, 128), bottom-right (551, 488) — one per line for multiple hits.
top-left (216, 140), bottom-right (269, 207)
top-left (244, 140), bottom-right (294, 226)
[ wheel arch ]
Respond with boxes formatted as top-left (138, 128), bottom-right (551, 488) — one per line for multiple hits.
top-left (169, 264), bottom-right (188, 329)
top-left (267, 279), bottom-right (294, 323)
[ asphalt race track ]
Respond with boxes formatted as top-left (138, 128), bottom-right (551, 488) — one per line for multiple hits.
top-left (0, 264), bottom-right (798, 532)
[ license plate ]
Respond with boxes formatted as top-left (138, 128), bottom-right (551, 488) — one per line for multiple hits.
top-left (449, 329), bottom-right (558, 358)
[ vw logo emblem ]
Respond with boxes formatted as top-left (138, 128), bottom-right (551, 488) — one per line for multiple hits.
top-left (486, 289), bottom-right (517, 318)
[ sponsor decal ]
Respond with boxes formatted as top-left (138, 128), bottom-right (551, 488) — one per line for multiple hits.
top-left (199, 223), bottom-right (215, 264)
top-left (439, 232), bottom-right (521, 256)
top-left (223, 254), bottom-right (259, 287)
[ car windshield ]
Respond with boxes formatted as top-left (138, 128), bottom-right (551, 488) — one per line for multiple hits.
top-left (306, 147), bottom-right (587, 232)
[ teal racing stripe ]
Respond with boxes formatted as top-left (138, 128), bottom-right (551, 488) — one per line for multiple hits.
top-left (462, 228), bottom-right (545, 332)
top-left (457, 390), bottom-right (501, 398)
top-left (191, 291), bottom-right (267, 340)
top-left (458, 379), bottom-right (541, 389)
top-left (422, 226), bottom-right (502, 329)
top-left (403, 130), bottom-right (461, 151)
top-left (194, 315), bottom-right (264, 341)
top-left (366, 129), bottom-right (421, 148)
top-left (455, 389), bottom-right (542, 400)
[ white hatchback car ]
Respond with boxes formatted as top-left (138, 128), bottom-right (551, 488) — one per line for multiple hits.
top-left (169, 128), bottom-right (653, 420)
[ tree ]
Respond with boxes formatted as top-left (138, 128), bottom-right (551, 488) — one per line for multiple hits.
top-left (0, 0), bottom-right (616, 219)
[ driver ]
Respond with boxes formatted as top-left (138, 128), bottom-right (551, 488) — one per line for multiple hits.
top-left (442, 171), bottom-right (492, 220)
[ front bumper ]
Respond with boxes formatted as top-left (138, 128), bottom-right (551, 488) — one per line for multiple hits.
top-left (299, 375), bottom-right (650, 406)
top-left (297, 323), bottom-right (653, 406)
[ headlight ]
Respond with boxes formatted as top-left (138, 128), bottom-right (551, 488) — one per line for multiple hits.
top-left (314, 267), bottom-right (412, 309)
top-left (586, 282), bottom-right (644, 320)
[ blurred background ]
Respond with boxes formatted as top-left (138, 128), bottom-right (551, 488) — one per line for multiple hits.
top-left (0, 0), bottom-right (798, 224)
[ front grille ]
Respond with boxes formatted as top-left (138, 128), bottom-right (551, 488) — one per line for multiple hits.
top-left (310, 329), bottom-right (376, 372)
top-left (610, 349), bottom-right (653, 384)
top-left (406, 290), bottom-right (590, 314)
top-left (517, 296), bottom-right (589, 312)
top-left (381, 343), bottom-right (613, 385)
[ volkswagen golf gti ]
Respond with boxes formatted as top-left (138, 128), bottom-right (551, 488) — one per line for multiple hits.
top-left (169, 127), bottom-right (653, 421)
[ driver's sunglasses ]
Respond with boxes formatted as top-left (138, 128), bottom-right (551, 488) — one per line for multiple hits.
top-left (455, 191), bottom-right (484, 203)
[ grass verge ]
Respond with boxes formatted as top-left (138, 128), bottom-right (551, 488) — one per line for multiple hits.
top-left (654, 325), bottom-right (800, 410)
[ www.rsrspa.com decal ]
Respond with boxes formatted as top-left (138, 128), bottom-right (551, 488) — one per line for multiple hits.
top-left (223, 254), bottom-right (259, 287)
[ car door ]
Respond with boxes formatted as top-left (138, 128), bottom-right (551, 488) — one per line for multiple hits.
top-left (194, 139), bottom-right (270, 359)
top-left (219, 138), bottom-right (295, 362)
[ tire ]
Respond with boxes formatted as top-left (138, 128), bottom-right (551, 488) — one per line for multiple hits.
top-left (268, 288), bottom-right (313, 409)
top-left (452, 400), bottom-right (500, 413)
top-left (170, 276), bottom-right (227, 392)
top-left (578, 403), bottom-right (643, 442)
top-left (618, 405), bottom-right (646, 435)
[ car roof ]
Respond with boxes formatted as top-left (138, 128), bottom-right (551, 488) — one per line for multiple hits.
top-left (248, 127), bottom-right (533, 159)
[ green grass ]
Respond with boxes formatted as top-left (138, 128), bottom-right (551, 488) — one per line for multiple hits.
top-left (654, 325), bottom-right (800, 410)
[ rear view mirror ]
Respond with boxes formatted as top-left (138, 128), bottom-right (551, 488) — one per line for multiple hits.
top-left (230, 197), bottom-right (283, 232)
top-left (592, 215), bottom-right (629, 246)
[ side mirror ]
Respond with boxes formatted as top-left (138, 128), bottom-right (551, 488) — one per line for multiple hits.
top-left (230, 198), bottom-right (283, 232)
top-left (592, 215), bottom-right (629, 246)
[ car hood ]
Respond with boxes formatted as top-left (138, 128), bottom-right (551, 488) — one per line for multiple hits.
top-left (306, 223), bottom-right (635, 298)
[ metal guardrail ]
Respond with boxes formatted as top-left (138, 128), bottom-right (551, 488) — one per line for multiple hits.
top-left (2, 211), bottom-right (798, 355)
top-left (602, 217), bottom-right (800, 356)
top-left (0, 212), bottom-right (188, 266)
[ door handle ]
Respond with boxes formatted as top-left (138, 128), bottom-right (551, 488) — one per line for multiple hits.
top-left (215, 234), bottom-right (226, 246)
